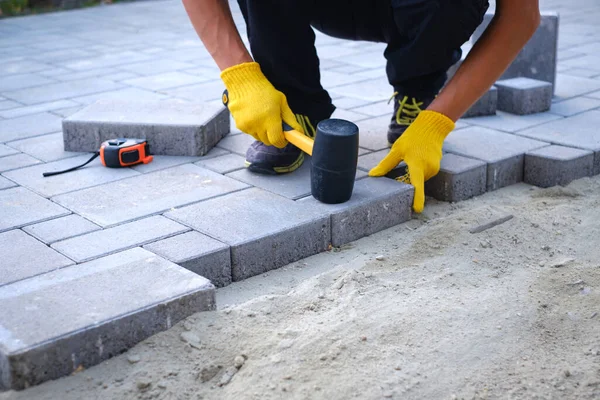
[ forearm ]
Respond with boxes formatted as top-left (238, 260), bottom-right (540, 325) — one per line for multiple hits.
top-left (182, 0), bottom-right (253, 70)
top-left (429, 0), bottom-right (541, 121)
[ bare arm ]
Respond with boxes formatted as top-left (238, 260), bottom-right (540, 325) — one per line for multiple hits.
top-left (181, 0), bottom-right (253, 70)
top-left (428, 0), bottom-right (541, 121)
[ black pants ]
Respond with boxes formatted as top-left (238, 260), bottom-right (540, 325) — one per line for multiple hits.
top-left (237, 0), bottom-right (489, 122)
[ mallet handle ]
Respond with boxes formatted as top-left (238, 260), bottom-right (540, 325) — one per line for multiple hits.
top-left (283, 126), bottom-right (314, 156)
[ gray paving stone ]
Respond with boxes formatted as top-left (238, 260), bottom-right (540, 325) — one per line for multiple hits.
top-left (0, 60), bottom-right (50, 76)
top-left (52, 164), bottom-right (249, 227)
top-left (216, 132), bottom-right (255, 155)
top-left (0, 176), bottom-right (16, 190)
top-left (23, 214), bottom-right (101, 245)
top-left (50, 106), bottom-right (84, 118)
top-left (464, 111), bottom-right (563, 133)
top-left (0, 230), bottom-right (74, 287)
top-left (0, 73), bottom-right (56, 92)
top-left (0, 112), bottom-right (63, 143)
top-left (58, 50), bottom-right (151, 71)
top-left (195, 153), bottom-right (246, 174)
top-left (6, 132), bottom-right (83, 163)
top-left (0, 99), bottom-right (79, 119)
top-left (123, 71), bottom-right (210, 91)
top-left (350, 101), bottom-right (390, 118)
top-left (144, 231), bottom-right (232, 287)
top-left (0, 247), bottom-right (215, 390)
top-left (52, 215), bottom-right (188, 263)
top-left (333, 97), bottom-right (373, 110)
top-left (63, 99), bottom-right (229, 156)
top-left (118, 59), bottom-right (196, 76)
top-left (0, 101), bottom-right (21, 111)
top-left (472, 11), bottom-right (559, 89)
top-left (495, 78), bottom-right (553, 115)
top-left (330, 77), bottom-right (392, 102)
top-left (550, 96), bottom-right (600, 117)
top-left (355, 115), bottom-right (393, 151)
top-left (554, 74), bottom-right (600, 100)
top-left (299, 177), bottom-right (413, 247)
top-left (162, 80), bottom-right (226, 103)
top-left (0, 187), bottom-right (69, 232)
top-left (463, 86), bottom-right (498, 118)
top-left (0, 144), bottom-right (18, 157)
top-left (3, 78), bottom-right (124, 105)
top-left (516, 110), bottom-right (600, 174)
top-left (424, 153), bottom-right (487, 202)
top-left (166, 188), bottom-right (330, 281)
top-left (524, 145), bottom-right (594, 188)
top-left (99, 71), bottom-right (140, 82)
top-left (4, 155), bottom-right (141, 198)
top-left (444, 127), bottom-right (549, 191)
top-left (70, 87), bottom-right (170, 106)
top-left (0, 153), bottom-right (41, 172)
top-left (130, 155), bottom-right (201, 174)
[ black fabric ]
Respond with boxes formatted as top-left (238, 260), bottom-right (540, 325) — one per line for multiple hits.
top-left (236, 0), bottom-right (489, 119)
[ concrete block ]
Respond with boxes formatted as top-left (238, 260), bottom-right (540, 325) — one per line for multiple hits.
top-left (0, 144), bottom-right (19, 158)
top-left (0, 73), bottom-right (54, 92)
top-left (0, 100), bottom-right (78, 119)
top-left (52, 164), bottom-right (249, 227)
top-left (554, 74), bottom-right (600, 101)
top-left (0, 187), bottom-right (69, 232)
top-left (62, 99), bottom-right (230, 156)
top-left (516, 110), bottom-right (600, 174)
top-left (464, 111), bottom-right (562, 133)
top-left (0, 176), bottom-right (16, 190)
top-left (0, 101), bottom-right (21, 111)
top-left (123, 71), bottom-right (209, 91)
top-left (3, 78), bottom-right (124, 105)
top-left (299, 178), bottom-right (413, 246)
top-left (463, 86), bottom-right (497, 118)
top-left (51, 215), bottom-right (189, 263)
top-left (161, 80), bottom-right (226, 103)
top-left (444, 127), bottom-right (549, 191)
top-left (330, 77), bottom-right (393, 102)
top-left (0, 248), bottom-right (215, 390)
top-left (118, 59), bottom-right (196, 76)
top-left (0, 112), bottom-right (63, 143)
top-left (355, 115), bottom-right (393, 151)
top-left (425, 153), bottom-right (487, 202)
top-left (3, 155), bottom-right (141, 198)
top-left (216, 133), bottom-right (255, 156)
top-left (71, 87), bottom-right (169, 106)
top-left (550, 97), bottom-right (600, 117)
top-left (23, 214), bottom-right (101, 244)
top-left (472, 11), bottom-right (559, 89)
top-left (166, 188), bottom-right (330, 281)
top-left (0, 230), bottom-right (74, 287)
top-left (6, 132), bottom-right (83, 163)
top-left (495, 78), bottom-right (553, 115)
top-left (195, 153), bottom-right (246, 174)
top-left (0, 153), bottom-right (42, 172)
top-left (525, 145), bottom-right (594, 188)
top-left (144, 231), bottom-right (232, 287)
top-left (130, 155), bottom-right (201, 174)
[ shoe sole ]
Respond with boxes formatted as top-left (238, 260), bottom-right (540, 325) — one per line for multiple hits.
top-left (245, 152), bottom-right (305, 175)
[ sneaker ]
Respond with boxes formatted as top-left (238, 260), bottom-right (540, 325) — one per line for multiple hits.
top-left (387, 93), bottom-right (435, 146)
top-left (245, 114), bottom-right (318, 175)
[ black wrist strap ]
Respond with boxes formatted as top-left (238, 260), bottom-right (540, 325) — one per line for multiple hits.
top-left (42, 152), bottom-right (100, 177)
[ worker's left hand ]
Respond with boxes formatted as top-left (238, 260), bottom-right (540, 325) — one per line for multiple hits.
top-left (368, 110), bottom-right (455, 213)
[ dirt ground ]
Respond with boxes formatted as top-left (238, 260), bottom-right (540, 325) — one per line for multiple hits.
top-left (2, 176), bottom-right (600, 400)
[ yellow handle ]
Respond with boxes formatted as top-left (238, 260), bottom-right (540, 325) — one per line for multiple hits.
top-left (284, 129), bottom-right (314, 156)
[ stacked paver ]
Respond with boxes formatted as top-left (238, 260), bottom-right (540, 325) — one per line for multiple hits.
top-left (2, 0), bottom-right (600, 391)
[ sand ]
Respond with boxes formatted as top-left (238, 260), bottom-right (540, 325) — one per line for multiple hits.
top-left (2, 176), bottom-right (600, 400)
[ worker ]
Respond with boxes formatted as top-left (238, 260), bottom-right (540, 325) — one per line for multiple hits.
top-left (182, 0), bottom-right (541, 212)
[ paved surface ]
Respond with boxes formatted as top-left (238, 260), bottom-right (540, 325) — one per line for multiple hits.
top-left (1, 0), bottom-right (600, 390)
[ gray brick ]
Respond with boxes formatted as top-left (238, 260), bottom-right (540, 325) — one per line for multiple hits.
top-left (0, 60), bottom-right (50, 76)
top-left (357, 150), bottom-right (407, 179)
top-left (23, 214), bottom-right (101, 244)
top-left (351, 101), bottom-right (390, 118)
top-left (70, 87), bottom-right (169, 106)
top-left (0, 153), bottom-right (41, 172)
top-left (465, 111), bottom-right (563, 133)
top-left (144, 231), bottom-right (232, 287)
top-left (3, 78), bottom-right (124, 105)
top-left (50, 106), bottom-right (84, 118)
top-left (166, 188), bottom-right (330, 281)
top-left (355, 115), bottom-right (393, 151)
top-left (299, 178), bottom-right (413, 246)
top-left (424, 153), bottom-right (487, 202)
top-left (0, 176), bottom-right (16, 190)
top-left (444, 127), bottom-right (548, 191)
top-left (118, 59), bottom-right (196, 76)
top-left (550, 96), bottom-right (600, 117)
top-left (216, 133), bottom-right (255, 156)
top-left (554, 74), bottom-right (600, 100)
top-left (0, 247), bottom-right (215, 391)
top-left (130, 155), bottom-right (201, 174)
top-left (3, 155), bottom-right (141, 198)
top-left (162, 80), bottom-right (226, 103)
top-left (0, 112), bottom-right (63, 143)
top-left (0, 144), bottom-right (18, 157)
top-left (6, 132), bottom-right (83, 163)
top-left (524, 145), bottom-right (594, 188)
top-left (517, 110), bottom-right (600, 174)
top-left (0, 99), bottom-right (79, 119)
top-left (51, 215), bottom-right (188, 263)
top-left (472, 11), bottom-right (558, 89)
top-left (495, 78), bottom-right (553, 115)
top-left (0, 73), bottom-right (55, 92)
top-left (330, 77), bottom-right (392, 102)
top-left (58, 50), bottom-right (151, 71)
top-left (123, 71), bottom-right (209, 91)
top-left (62, 99), bottom-right (230, 156)
top-left (0, 187), bottom-right (69, 232)
top-left (463, 86), bottom-right (498, 118)
top-left (0, 101), bottom-right (20, 111)
top-left (195, 153), bottom-right (246, 174)
top-left (52, 164), bottom-right (249, 227)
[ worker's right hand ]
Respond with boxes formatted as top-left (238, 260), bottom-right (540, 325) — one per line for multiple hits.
top-left (220, 62), bottom-right (304, 148)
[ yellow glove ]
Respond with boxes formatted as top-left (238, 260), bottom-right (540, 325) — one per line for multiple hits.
top-left (368, 110), bottom-right (455, 213)
top-left (220, 62), bottom-right (304, 148)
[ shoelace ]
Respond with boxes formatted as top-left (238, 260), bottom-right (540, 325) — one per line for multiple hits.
top-left (388, 92), bottom-right (424, 126)
top-left (295, 114), bottom-right (316, 139)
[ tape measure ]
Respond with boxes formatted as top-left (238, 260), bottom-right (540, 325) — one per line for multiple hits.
top-left (43, 138), bottom-right (153, 177)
